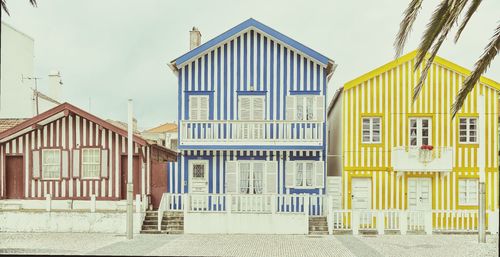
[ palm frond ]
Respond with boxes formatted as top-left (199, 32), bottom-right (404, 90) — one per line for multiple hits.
top-left (394, 0), bottom-right (424, 58)
top-left (451, 22), bottom-right (500, 118)
top-left (1, 0), bottom-right (9, 15)
top-left (29, 0), bottom-right (37, 7)
top-left (454, 0), bottom-right (482, 43)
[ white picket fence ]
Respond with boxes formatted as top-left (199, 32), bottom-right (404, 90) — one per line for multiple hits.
top-left (158, 193), bottom-right (499, 234)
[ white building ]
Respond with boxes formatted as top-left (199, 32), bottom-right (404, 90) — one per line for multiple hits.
top-left (141, 122), bottom-right (178, 151)
top-left (0, 22), bottom-right (62, 119)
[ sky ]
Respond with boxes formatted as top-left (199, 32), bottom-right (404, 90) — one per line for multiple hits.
top-left (1, 0), bottom-right (499, 130)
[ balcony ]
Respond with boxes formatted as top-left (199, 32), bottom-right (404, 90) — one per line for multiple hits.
top-left (179, 120), bottom-right (323, 147)
top-left (391, 146), bottom-right (453, 172)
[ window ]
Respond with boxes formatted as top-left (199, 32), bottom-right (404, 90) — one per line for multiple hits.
top-left (459, 118), bottom-right (478, 143)
top-left (409, 118), bottom-right (432, 146)
top-left (458, 179), bottom-right (478, 206)
top-left (82, 148), bottom-right (100, 178)
top-left (189, 95), bottom-right (209, 120)
top-left (286, 95), bottom-right (324, 121)
top-left (238, 162), bottom-right (264, 194)
top-left (192, 164), bottom-right (205, 178)
top-left (362, 117), bottom-right (381, 144)
top-left (42, 149), bottom-right (61, 179)
top-left (238, 96), bottom-right (265, 139)
top-left (295, 162), bottom-right (314, 187)
top-left (170, 139), bottom-right (178, 150)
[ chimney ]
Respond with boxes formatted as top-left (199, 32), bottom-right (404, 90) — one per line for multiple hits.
top-left (190, 27), bottom-right (201, 50)
top-left (48, 70), bottom-right (63, 102)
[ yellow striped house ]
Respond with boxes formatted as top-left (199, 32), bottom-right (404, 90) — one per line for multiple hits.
top-left (327, 50), bottom-right (499, 221)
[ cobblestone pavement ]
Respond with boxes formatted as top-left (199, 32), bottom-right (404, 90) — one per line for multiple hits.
top-left (0, 232), bottom-right (497, 257)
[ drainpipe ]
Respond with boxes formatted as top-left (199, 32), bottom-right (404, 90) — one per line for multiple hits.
top-left (127, 99), bottom-right (134, 239)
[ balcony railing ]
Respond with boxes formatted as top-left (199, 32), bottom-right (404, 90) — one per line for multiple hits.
top-left (179, 120), bottom-right (323, 146)
top-left (391, 146), bottom-right (453, 172)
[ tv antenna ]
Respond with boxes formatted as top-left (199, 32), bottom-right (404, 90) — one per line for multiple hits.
top-left (21, 75), bottom-right (42, 115)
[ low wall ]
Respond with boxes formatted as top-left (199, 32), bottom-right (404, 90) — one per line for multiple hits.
top-left (0, 211), bottom-right (143, 233)
top-left (185, 212), bottom-right (308, 234)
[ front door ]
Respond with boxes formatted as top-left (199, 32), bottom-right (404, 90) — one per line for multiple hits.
top-left (352, 178), bottom-right (372, 225)
top-left (6, 156), bottom-right (24, 199)
top-left (189, 160), bottom-right (209, 210)
top-left (408, 177), bottom-right (432, 210)
top-left (150, 160), bottom-right (167, 210)
top-left (121, 156), bottom-right (140, 200)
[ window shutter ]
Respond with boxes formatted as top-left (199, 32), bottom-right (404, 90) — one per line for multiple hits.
top-left (253, 97), bottom-right (265, 120)
top-left (72, 149), bottom-right (80, 178)
top-left (286, 96), bottom-right (295, 121)
top-left (285, 161), bottom-right (295, 188)
top-left (32, 150), bottom-right (40, 179)
top-left (101, 149), bottom-right (109, 178)
top-left (189, 96), bottom-right (199, 120)
top-left (265, 161), bottom-right (278, 194)
top-left (62, 150), bottom-right (69, 179)
top-left (314, 161), bottom-right (324, 188)
top-left (225, 161), bottom-right (238, 194)
top-left (239, 96), bottom-right (251, 120)
top-left (315, 95), bottom-right (324, 121)
top-left (199, 96), bottom-right (209, 120)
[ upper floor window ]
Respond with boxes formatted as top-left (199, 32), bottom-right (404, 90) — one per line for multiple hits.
top-left (189, 95), bottom-right (209, 120)
top-left (286, 95), bottom-right (324, 121)
top-left (170, 139), bottom-right (178, 150)
top-left (42, 149), bottom-right (61, 179)
top-left (459, 117), bottom-right (478, 143)
top-left (362, 117), bottom-right (381, 144)
top-left (238, 95), bottom-right (265, 121)
top-left (458, 178), bottom-right (478, 206)
top-left (82, 148), bottom-right (100, 179)
top-left (409, 118), bottom-right (432, 146)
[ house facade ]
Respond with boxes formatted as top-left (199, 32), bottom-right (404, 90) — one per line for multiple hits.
top-left (0, 103), bottom-right (176, 233)
top-left (328, 50), bottom-right (499, 233)
top-left (163, 19), bottom-right (336, 234)
top-left (142, 122), bottom-right (178, 151)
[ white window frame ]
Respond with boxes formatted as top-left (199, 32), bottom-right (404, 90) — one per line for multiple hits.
top-left (41, 149), bottom-right (61, 180)
top-left (361, 117), bottom-right (382, 144)
top-left (189, 95), bottom-right (209, 120)
top-left (459, 117), bottom-right (478, 144)
top-left (238, 161), bottom-right (265, 195)
top-left (81, 148), bottom-right (101, 179)
top-left (294, 161), bottom-right (315, 188)
top-left (408, 117), bottom-right (432, 147)
top-left (458, 178), bottom-right (478, 206)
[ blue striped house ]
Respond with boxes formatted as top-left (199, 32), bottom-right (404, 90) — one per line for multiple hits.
top-left (165, 18), bottom-right (335, 219)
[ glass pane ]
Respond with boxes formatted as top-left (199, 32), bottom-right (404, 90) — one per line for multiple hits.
top-left (422, 119), bottom-right (428, 127)
top-left (460, 137), bottom-right (467, 142)
top-left (363, 136), bottom-right (371, 142)
top-left (296, 163), bottom-right (303, 186)
top-left (422, 138), bottom-right (429, 145)
top-left (373, 135), bottom-right (380, 142)
top-left (410, 119), bottom-right (417, 128)
top-left (422, 129), bottom-right (428, 136)
top-left (410, 138), bottom-right (417, 146)
top-left (305, 163), bottom-right (313, 186)
top-left (469, 137), bottom-right (476, 142)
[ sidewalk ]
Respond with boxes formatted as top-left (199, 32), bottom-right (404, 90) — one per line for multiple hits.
top-left (0, 232), bottom-right (497, 256)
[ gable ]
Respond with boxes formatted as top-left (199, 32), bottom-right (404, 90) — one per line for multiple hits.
top-left (344, 50), bottom-right (500, 92)
top-left (171, 18), bottom-right (334, 71)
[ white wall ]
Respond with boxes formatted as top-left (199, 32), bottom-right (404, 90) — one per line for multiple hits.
top-left (184, 213), bottom-right (308, 234)
top-left (0, 211), bottom-right (143, 233)
top-left (0, 22), bottom-right (35, 118)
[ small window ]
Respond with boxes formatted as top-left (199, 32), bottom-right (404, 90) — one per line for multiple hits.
top-left (42, 149), bottom-right (61, 179)
top-left (362, 117), bottom-right (381, 144)
top-left (189, 95), bottom-right (209, 120)
top-left (459, 118), bottom-right (478, 144)
top-left (170, 139), bottom-right (178, 150)
top-left (82, 148), bottom-right (100, 179)
top-left (458, 178), bottom-right (478, 206)
top-left (295, 162), bottom-right (314, 187)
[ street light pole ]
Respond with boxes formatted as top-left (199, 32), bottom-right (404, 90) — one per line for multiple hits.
top-left (127, 99), bottom-right (134, 240)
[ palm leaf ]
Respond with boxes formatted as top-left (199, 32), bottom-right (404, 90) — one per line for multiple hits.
top-left (29, 0), bottom-right (37, 7)
top-left (394, 0), bottom-right (424, 58)
top-left (1, 0), bottom-right (9, 15)
top-left (454, 0), bottom-right (482, 43)
top-left (451, 23), bottom-right (500, 118)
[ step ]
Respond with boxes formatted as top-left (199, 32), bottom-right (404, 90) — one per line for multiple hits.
top-left (142, 225), bottom-right (159, 230)
top-left (140, 230), bottom-right (161, 234)
top-left (164, 213), bottom-right (184, 217)
top-left (309, 231), bottom-right (329, 235)
top-left (162, 230), bottom-right (184, 234)
top-left (165, 225), bottom-right (184, 230)
top-left (143, 220), bottom-right (158, 225)
top-left (309, 226), bottom-right (329, 231)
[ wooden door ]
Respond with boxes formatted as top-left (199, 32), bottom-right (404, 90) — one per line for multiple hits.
top-left (408, 177), bottom-right (432, 211)
top-left (150, 160), bottom-right (167, 210)
top-left (121, 156), bottom-right (140, 200)
top-left (6, 156), bottom-right (24, 199)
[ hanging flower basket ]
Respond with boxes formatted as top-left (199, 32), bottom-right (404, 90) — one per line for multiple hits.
top-left (419, 145), bottom-right (434, 163)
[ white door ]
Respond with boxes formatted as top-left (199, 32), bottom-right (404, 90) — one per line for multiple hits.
top-left (351, 178), bottom-right (371, 210)
top-left (327, 176), bottom-right (342, 210)
top-left (189, 160), bottom-right (209, 210)
top-left (407, 178), bottom-right (432, 210)
top-left (409, 118), bottom-right (432, 146)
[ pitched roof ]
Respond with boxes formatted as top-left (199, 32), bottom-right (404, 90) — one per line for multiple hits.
top-left (170, 18), bottom-right (335, 70)
top-left (0, 118), bottom-right (28, 133)
top-left (145, 122), bottom-right (177, 133)
top-left (0, 102), bottom-right (148, 145)
top-left (344, 50), bottom-right (500, 91)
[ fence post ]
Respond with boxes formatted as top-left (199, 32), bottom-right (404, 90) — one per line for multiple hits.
top-left (271, 195), bottom-right (276, 215)
top-left (400, 211), bottom-right (407, 235)
top-left (488, 209), bottom-right (499, 234)
top-left (90, 195), bottom-right (96, 213)
top-left (135, 194), bottom-right (141, 213)
top-left (352, 211), bottom-right (359, 235)
top-left (183, 194), bottom-right (189, 215)
top-left (45, 194), bottom-right (51, 212)
top-left (304, 195), bottom-right (310, 234)
top-left (377, 211), bottom-right (385, 235)
top-left (424, 211), bottom-right (433, 235)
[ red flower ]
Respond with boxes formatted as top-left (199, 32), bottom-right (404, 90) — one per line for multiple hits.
top-left (420, 145), bottom-right (434, 150)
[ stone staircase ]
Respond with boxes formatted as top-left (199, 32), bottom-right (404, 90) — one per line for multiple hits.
top-left (140, 211), bottom-right (185, 234)
top-left (309, 216), bottom-right (329, 235)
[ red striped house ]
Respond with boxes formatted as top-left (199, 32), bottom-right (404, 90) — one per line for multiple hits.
top-left (0, 103), bottom-right (176, 209)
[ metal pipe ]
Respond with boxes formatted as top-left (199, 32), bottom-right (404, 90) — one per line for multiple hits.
top-left (127, 99), bottom-right (133, 240)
